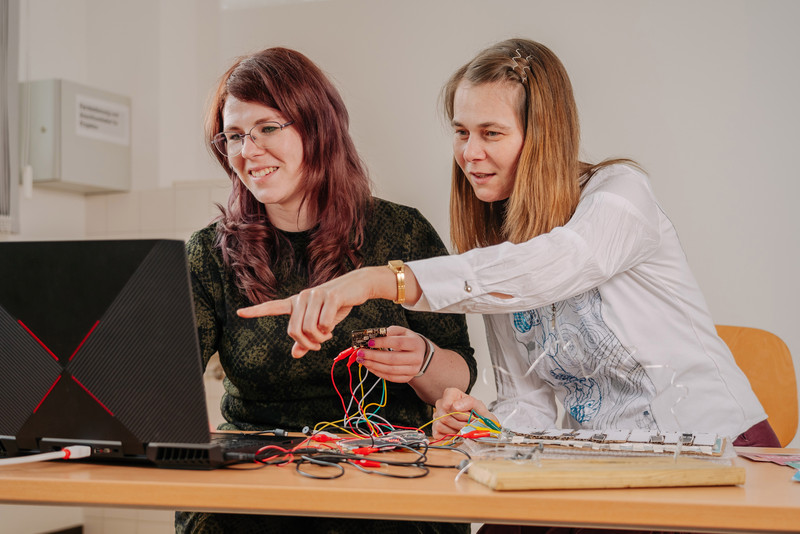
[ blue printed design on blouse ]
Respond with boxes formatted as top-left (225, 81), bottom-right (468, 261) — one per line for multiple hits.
top-left (509, 289), bottom-right (656, 430)
top-left (550, 364), bottom-right (601, 423)
top-left (512, 310), bottom-right (537, 332)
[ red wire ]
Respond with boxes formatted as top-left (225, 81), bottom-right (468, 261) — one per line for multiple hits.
top-left (346, 360), bottom-right (359, 432)
top-left (347, 359), bottom-right (374, 435)
top-left (254, 445), bottom-right (293, 465)
top-left (331, 348), bottom-right (353, 415)
top-left (334, 347), bottom-right (354, 363)
top-left (428, 433), bottom-right (461, 445)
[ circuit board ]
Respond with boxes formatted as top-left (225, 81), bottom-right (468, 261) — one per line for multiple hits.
top-left (468, 428), bottom-right (727, 457)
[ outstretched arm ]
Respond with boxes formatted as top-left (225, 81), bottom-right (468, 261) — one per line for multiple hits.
top-left (237, 265), bottom-right (423, 358)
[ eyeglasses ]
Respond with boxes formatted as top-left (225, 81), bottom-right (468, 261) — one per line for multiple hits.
top-left (212, 120), bottom-right (295, 157)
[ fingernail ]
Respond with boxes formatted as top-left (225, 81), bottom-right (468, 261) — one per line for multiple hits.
top-left (356, 353), bottom-right (365, 364)
top-left (367, 339), bottom-right (375, 347)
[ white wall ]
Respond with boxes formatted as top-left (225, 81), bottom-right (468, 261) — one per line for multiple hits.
top-left (4, 0), bottom-right (799, 529)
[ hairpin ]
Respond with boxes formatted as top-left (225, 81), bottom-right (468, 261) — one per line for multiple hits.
top-left (511, 49), bottom-right (532, 84)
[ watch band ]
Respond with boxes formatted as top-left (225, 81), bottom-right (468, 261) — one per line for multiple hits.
top-left (387, 260), bottom-right (405, 304)
top-left (415, 334), bottom-right (435, 377)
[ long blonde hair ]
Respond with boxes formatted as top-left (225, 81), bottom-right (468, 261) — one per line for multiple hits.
top-left (443, 38), bottom-right (631, 252)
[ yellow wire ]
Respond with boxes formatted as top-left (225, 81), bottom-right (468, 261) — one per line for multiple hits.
top-left (418, 410), bottom-right (501, 445)
top-left (312, 419), bottom-right (362, 437)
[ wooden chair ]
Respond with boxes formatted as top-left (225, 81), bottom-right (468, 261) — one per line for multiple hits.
top-left (716, 325), bottom-right (798, 447)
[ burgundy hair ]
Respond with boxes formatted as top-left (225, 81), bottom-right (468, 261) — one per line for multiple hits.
top-left (206, 47), bottom-right (372, 303)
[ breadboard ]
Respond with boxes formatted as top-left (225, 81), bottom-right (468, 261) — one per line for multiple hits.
top-left (467, 456), bottom-right (745, 490)
top-left (469, 429), bottom-right (726, 457)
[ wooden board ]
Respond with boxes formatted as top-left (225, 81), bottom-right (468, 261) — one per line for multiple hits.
top-left (467, 456), bottom-right (745, 490)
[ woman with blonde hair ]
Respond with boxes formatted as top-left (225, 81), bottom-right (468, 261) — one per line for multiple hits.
top-left (241, 38), bottom-right (777, 453)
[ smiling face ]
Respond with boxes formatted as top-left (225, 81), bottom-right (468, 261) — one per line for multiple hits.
top-left (222, 95), bottom-right (309, 231)
top-left (452, 80), bottom-right (525, 203)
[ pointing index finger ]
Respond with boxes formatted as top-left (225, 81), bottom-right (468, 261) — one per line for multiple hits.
top-left (237, 298), bottom-right (293, 318)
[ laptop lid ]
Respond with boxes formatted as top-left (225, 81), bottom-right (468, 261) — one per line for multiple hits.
top-left (0, 239), bottom-right (221, 467)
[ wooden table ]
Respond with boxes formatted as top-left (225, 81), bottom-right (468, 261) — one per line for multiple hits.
top-left (0, 447), bottom-right (798, 533)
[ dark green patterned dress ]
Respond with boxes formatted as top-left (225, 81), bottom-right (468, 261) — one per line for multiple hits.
top-left (176, 198), bottom-right (476, 534)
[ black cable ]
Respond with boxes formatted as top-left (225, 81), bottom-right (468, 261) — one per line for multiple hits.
top-left (237, 432), bottom-right (466, 479)
top-left (295, 455), bottom-right (345, 479)
top-left (345, 459), bottom-right (429, 478)
top-left (422, 444), bottom-right (472, 468)
top-left (254, 446), bottom-right (319, 465)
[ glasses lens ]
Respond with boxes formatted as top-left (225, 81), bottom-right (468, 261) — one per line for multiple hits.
top-left (213, 122), bottom-right (287, 157)
top-left (250, 122), bottom-right (283, 148)
top-left (212, 132), bottom-right (235, 156)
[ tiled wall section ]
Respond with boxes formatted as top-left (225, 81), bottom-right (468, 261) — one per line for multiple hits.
top-left (83, 180), bottom-right (230, 533)
top-left (86, 179), bottom-right (231, 242)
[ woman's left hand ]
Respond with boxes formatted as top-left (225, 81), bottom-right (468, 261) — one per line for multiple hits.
top-left (432, 388), bottom-right (495, 440)
top-left (353, 325), bottom-right (430, 383)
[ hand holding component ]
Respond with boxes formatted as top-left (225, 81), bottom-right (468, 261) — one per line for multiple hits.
top-left (432, 387), bottom-right (496, 440)
top-left (353, 325), bottom-right (435, 383)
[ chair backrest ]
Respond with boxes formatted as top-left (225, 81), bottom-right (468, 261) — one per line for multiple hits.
top-left (716, 325), bottom-right (798, 447)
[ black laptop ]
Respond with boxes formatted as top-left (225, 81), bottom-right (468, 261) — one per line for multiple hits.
top-left (0, 239), bottom-right (301, 469)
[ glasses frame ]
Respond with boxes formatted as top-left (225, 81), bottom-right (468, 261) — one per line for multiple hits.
top-left (212, 120), bottom-right (295, 157)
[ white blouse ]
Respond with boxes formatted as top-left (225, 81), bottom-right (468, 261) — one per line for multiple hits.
top-left (407, 164), bottom-right (765, 438)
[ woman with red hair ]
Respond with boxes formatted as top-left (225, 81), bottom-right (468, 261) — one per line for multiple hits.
top-left (178, 47), bottom-right (475, 534)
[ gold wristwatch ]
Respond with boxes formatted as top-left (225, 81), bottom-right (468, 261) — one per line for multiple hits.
top-left (387, 260), bottom-right (405, 304)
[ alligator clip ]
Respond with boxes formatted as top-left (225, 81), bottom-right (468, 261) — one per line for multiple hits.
top-left (347, 348), bottom-right (361, 367)
top-left (334, 346), bottom-right (355, 363)
top-left (462, 430), bottom-right (491, 439)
